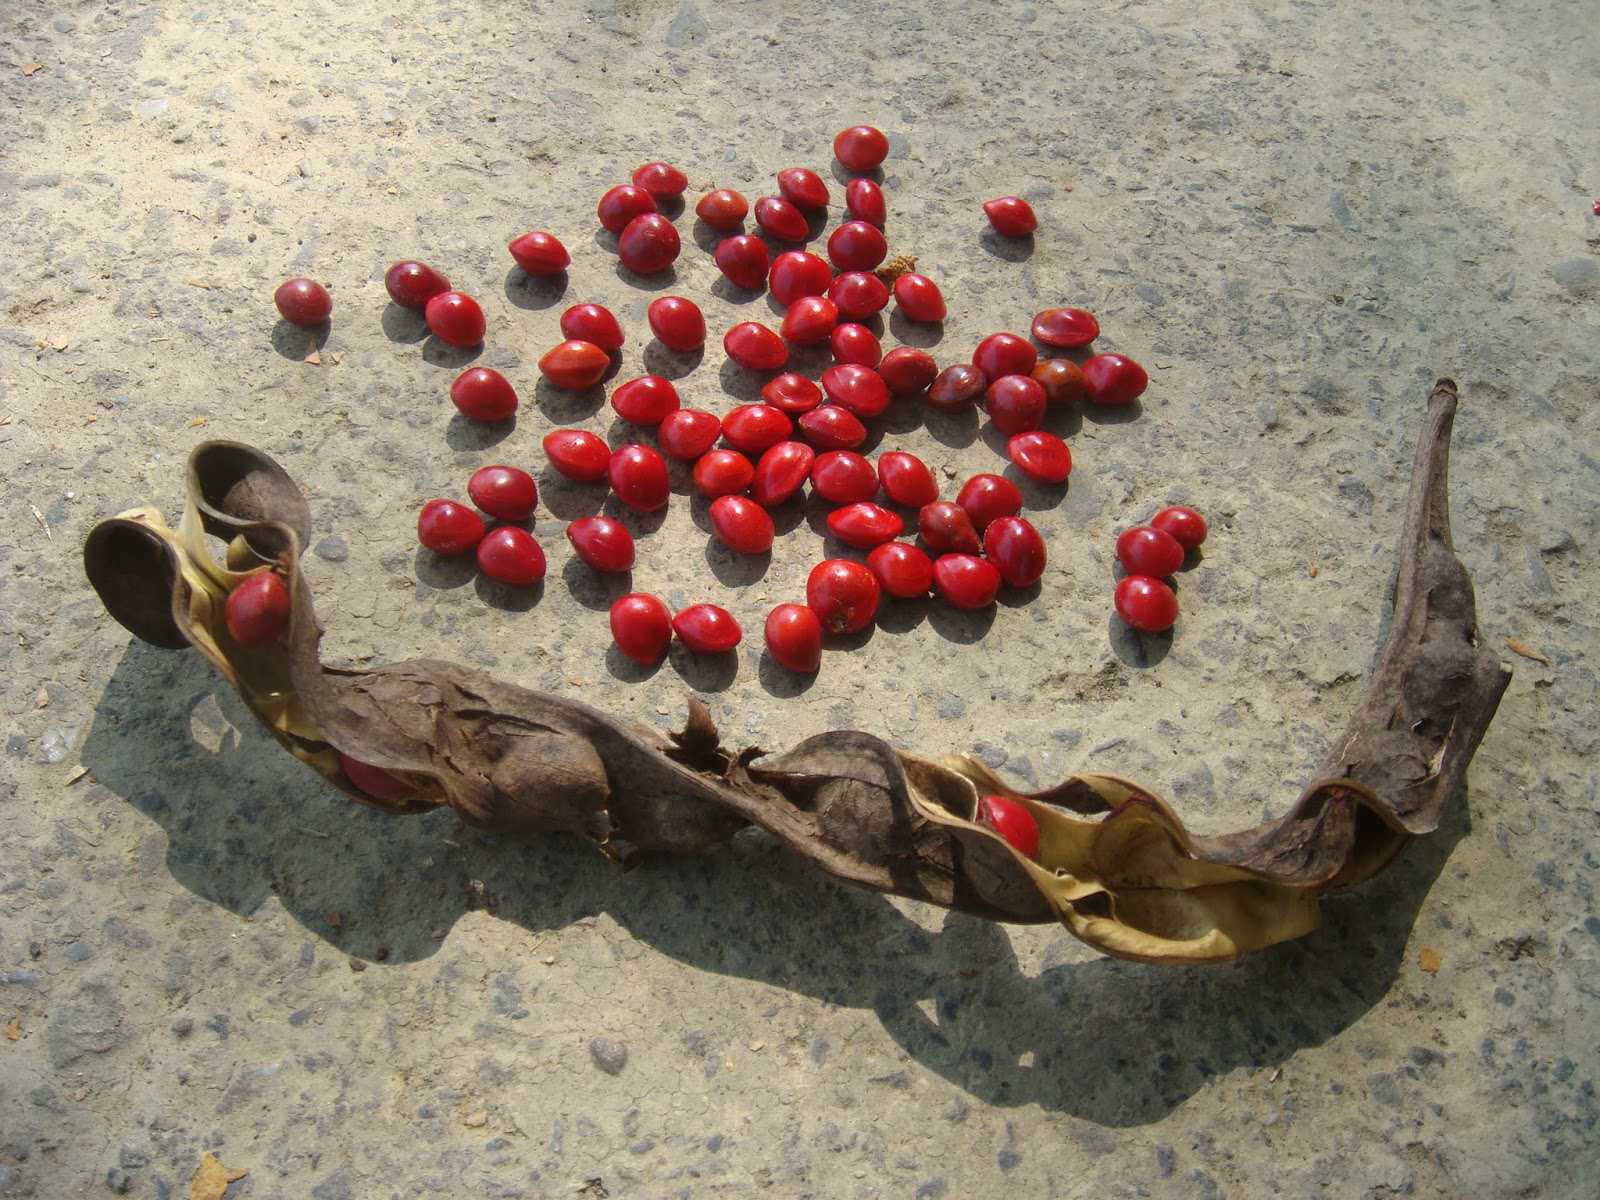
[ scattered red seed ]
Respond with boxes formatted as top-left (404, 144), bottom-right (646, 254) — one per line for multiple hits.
top-left (1032, 358), bottom-right (1089, 407)
top-left (542, 429), bottom-right (611, 482)
top-left (610, 593), bottom-right (673, 664)
top-left (878, 347), bottom-right (938, 397)
top-left (450, 367), bottom-right (519, 422)
top-left (566, 516), bottom-right (636, 572)
top-left (658, 409), bottom-right (722, 460)
top-left (695, 188), bottom-right (748, 230)
top-left (833, 125), bottom-right (889, 172)
top-left (750, 441), bottom-right (814, 506)
top-left (631, 161), bottom-right (687, 198)
top-left (867, 541), bottom-right (935, 598)
top-left (1151, 505), bottom-right (1207, 550)
top-left (972, 332), bottom-right (1037, 383)
top-left (647, 295), bottom-right (706, 351)
top-left (983, 516), bottom-right (1047, 588)
top-left (274, 277), bottom-right (331, 327)
top-left (1115, 526), bottom-right (1185, 578)
top-left (538, 339), bottom-right (610, 390)
top-left (597, 184), bottom-right (657, 234)
top-left (776, 167), bottom-right (830, 210)
top-left (709, 495), bottom-right (775, 554)
top-left (617, 213), bottom-right (680, 274)
top-left (721, 404), bottom-right (793, 455)
top-left (985, 374), bottom-right (1047, 435)
top-left (467, 466), bottom-right (537, 521)
top-left (845, 178), bottom-right (886, 226)
top-left (955, 474), bottom-right (1023, 531)
top-left (417, 499), bottom-right (486, 555)
top-left (1007, 431), bottom-right (1072, 483)
top-left (829, 323), bottom-right (883, 368)
top-left (1031, 307), bottom-right (1099, 348)
top-left (827, 271), bottom-right (891, 319)
top-left (714, 234), bottom-right (770, 290)
top-left (827, 220), bottom-right (889, 272)
top-left (827, 502), bottom-right (903, 548)
top-left (692, 448), bottom-right (755, 498)
top-left (672, 603), bottom-right (742, 653)
top-left (607, 444), bottom-right (671, 512)
top-left (807, 559), bottom-right (880, 633)
top-left (507, 233), bottom-right (569, 277)
top-left (877, 451), bottom-right (939, 507)
top-left (769, 251), bottom-right (832, 306)
top-left (560, 303), bottom-right (624, 351)
top-left (754, 194), bottom-right (808, 242)
top-left (764, 603), bottom-right (823, 673)
top-left (821, 363), bottom-right (889, 416)
top-left (797, 404), bottom-right (868, 450)
top-left (933, 553), bottom-right (1001, 609)
top-left (983, 196), bottom-right (1038, 237)
top-left (424, 291), bottom-right (485, 346)
top-left (384, 261), bottom-right (450, 309)
top-left (927, 364), bottom-right (986, 412)
top-left (1081, 353), bottom-right (1149, 406)
top-left (893, 273), bottom-right (945, 322)
top-left (723, 321), bottom-right (788, 371)
top-left (810, 450), bottom-right (879, 505)
top-left (610, 375), bottom-right (680, 425)
top-left (761, 373), bottom-right (824, 414)
top-left (1114, 574), bottom-right (1178, 632)
top-left (224, 571), bottom-right (292, 647)
top-left (477, 527), bottom-right (546, 586)
top-left (917, 501), bottom-right (981, 554)
top-left (781, 295), bottom-right (839, 345)
top-left (338, 754), bottom-right (414, 802)
top-left (977, 794), bottom-right (1040, 859)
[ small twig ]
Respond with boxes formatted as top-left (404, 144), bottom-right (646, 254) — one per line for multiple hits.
top-left (29, 505), bottom-right (51, 540)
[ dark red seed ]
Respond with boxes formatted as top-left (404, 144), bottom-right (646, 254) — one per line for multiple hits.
top-left (827, 271), bottom-right (890, 319)
top-left (610, 593), bottom-right (673, 663)
top-left (1031, 306), bottom-right (1099, 348)
top-left (450, 367), bottom-right (519, 422)
top-left (776, 167), bottom-right (830, 210)
top-left (918, 501), bottom-right (981, 555)
top-left (467, 465), bottom-right (537, 521)
top-left (618, 213), bottom-right (680, 274)
top-left (781, 295), bottom-right (839, 345)
top-left (476, 527), bottom-right (546, 586)
top-left (1082, 353), bottom-right (1149, 406)
top-left (715, 235), bottom-right (769, 290)
top-left (723, 322), bottom-right (788, 371)
top-left (695, 188), bottom-right (748, 231)
top-left (893, 273), bottom-right (945, 322)
top-left (274, 277), bottom-right (331, 327)
top-left (754, 195), bottom-right (808, 242)
top-left (764, 603), bottom-right (823, 673)
top-left (598, 184), bottom-right (657, 234)
top-left (610, 375), bottom-right (680, 425)
top-left (507, 233), bottom-right (569, 277)
top-left (1007, 431), bottom-right (1072, 483)
top-left (797, 405), bottom-right (867, 450)
top-left (560, 303), bottom-right (625, 352)
top-left (845, 178), bottom-right (886, 226)
top-left (709, 495), bottom-right (775, 554)
top-left (877, 451), bottom-right (938, 507)
top-left (538, 339), bottom-right (610, 390)
top-left (1151, 505), bottom-right (1207, 550)
top-left (1033, 358), bottom-right (1089, 407)
top-left (424, 290), bottom-right (485, 346)
top-left (417, 499), bottom-right (486, 555)
top-left (807, 559), bottom-right (880, 634)
top-left (721, 404), bottom-right (792, 455)
top-left (826, 220), bottom-right (888, 272)
top-left (983, 196), bottom-right (1038, 237)
top-left (933, 553), bottom-right (1000, 609)
top-left (972, 332), bottom-right (1037, 383)
top-left (977, 794), bottom-right (1040, 859)
top-left (566, 516), bottom-right (636, 572)
top-left (867, 542), bottom-right (934, 598)
top-left (338, 754), bottom-right (414, 802)
top-left (983, 516), bottom-right (1047, 588)
top-left (647, 295), bottom-right (706, 351)
top-left (632, 161), bottom-right (687, 198)
top-left (821, 363), bottom-right (889, 416)
top-left (827, 502), bottom-right (903, 548)
top-left (810, 450), bottom-right (879, 505)
top-left (833, 125), bottom-right (889, 172)
top-left (750, 441), bottom-right (814, 506)
top-left (543, 429), bottom-right (610, 481)
top-left (672, 604), bottom-right (742, 653)
top-left (926, 364), bottom-right (986, 412)
top-left (768, 250), bottom-right (832, 306)
top-left (761, 373), bottom-right (824, 414)
top-left (1115, 526), bottom-right (1185, 578)
top-left (692, 448), bottom-right (755, 498)
top-left (878, 347), bottom-right (937, 396)
top-left (384, 261), bottom-right (450, 309)
top-left (224, 571), bottom-right (291, 647)
top-left (829, 323), bottom-right (882, 368)
top-left (607, 444), bottom-right (670, 512)
top-left (956, 474), bottom-right (1023, 531)
top-left (984, 374), bottom-right (1047, 435)
top-left (1114, 575), bottom-right (1178, 632)
top-left (658, 409), bottom-right (722, 460)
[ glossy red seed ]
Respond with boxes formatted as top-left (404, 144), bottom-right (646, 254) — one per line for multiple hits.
top-left (845, 178), bottom-right (886, 226)
top-left (977, 794), bottom-right (1040, 859)
top-left (647, 295), bottom-right (706, 351)
top-left (983, 196), bottom-right (1038, 237)
top-left (807, 559), bottom-right (880, 634)
top-left (721, 404), bottom-right (792, 455)
top-left (893, 273), bottom-right (945, 322)
top-left (417, 499), bottom-right (486, 555)
top-left (764, 604), bottom-right (823, 673)
top-left (709, 495), bottom-right (775, 554)
top-left (338, 753), bottom-right (414, 802)
top-left (768, 251), bottom-right (831, 306)
top-left (384, 261), bottom-right (450, 309)
top-left (878, 347), bottom-right (937, 397)
top-left (867, 541), bottom-right (934, 598)
top-left (658, 409), bottom-right (722, 460)
top-left (224, 572), bottom-right (291, 647)
top-left (467, 465), bottom-right (537, 521)
top-left (750, 441), bottom-right (814, 506)
top-left (761, 373), bottom-right (824, 414)
top-left (723, 322), bottom-right (788, 371)
top-left (926, 364), bottom-right (985, 412)
top-left (538, 339), bottom-right (610, 390)
top-left (714, 235), bottom-right (770, 290)
top-left (983, 516), bottom-right (1047, 588)
top-left (827, 502), bottom-right (903, 548)
top-left (558, 304), bottom-right (622, 352)
top-left (1082, 353), bottom-right (1149, 406)
top-left (610, 593), bottom-right (673, 664)
top-left (542, 429), bottom-right (610, 482)
top-left (1031, 306), bottom-right (1099, 348)
top-left (972, 332), bottom-right (1037, 383)
top-left (607, 444), bottom-right (671, 512)
top-left (1032, 358), bottom-right (1089, 407)
top-left (424, 291), bottom-right (485, 346)
top-left (829, 323), bottom-right (882, 368)
top-left (695, 188), bottom-right (748, 231)
top-left (821, 363), bottom-right (889, 416)
top-left (833, 125), bottom-right (889, 172)
top-left (933, 553), bottom-right (1001, 609)
top-left (507, 232), bottom-right (569, 277)
top-left (597, 184), bottom-right (657, 234)
top-left (1115, 526), bottom-right (1185, 578)
top-left (566, 516), bottom-right (636, 572)
top-left (1007, 431), bottom-right (1073, 483)
top-left (754, 195), bottom-right (809, 242)
top-left (1151, 505), bottom-right (1207, 550)
top-left (798, 405), bottom-right (867, 450)
top-left (917, 501), bottom-right (981, 555)
top-left (692, 448), bottom-right (755, 497)
top-left (776, 167), bottom-right (829, 210)
top-left (632, 161), bottom-right (687, 198)
top-left (1114, 575), bottom-right (1179, 632)
top-left (956, 474), bottom-right (1024, 531)
top-left (810, 450), bottom-right (878, 504)
top-left (610, 375), bottom-right (680, 425)
top-left (672, 604), bottom-right (742, 653)
top-left (827, 271), bottom-right (890, 319)
top-left (273, 277), bottom-right (331, 327)
top-left (618, 213), bottom-right (680, 274)
top-left (877, 451), bottom-right (938, 507)
top-left (450, 367), bottom-right (519, 422)
top-left (781, 295), bottom-right (839, 345)
top-left (826, 221), bottom-right (888, 272)
top-left (477, 526), bottom-right (546, 586)
top-left (985, 374), bottom-right (1047, 435)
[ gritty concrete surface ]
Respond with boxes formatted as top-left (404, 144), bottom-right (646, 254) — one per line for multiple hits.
top-left (2, 1), bottom-right (1598, 1196)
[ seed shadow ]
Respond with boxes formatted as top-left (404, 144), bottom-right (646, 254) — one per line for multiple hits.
top-left (561, 557), bottom-right (632, 612)
top-left (601, 497), bottom-right (668, 538)
top-left (878, 395), bottom-right (929, 438)
top-left (616, 263), bottom-right (679, 292)
top-left (824, 622), bottom-right (876, 653)
top-left (270, 320), bottom-right (329, 361)
top-left (703, 541), bottom-right (772, 586)
top-left (421, 338), bottom-right (482, 369)
top-left (535, 377), bottom-right (606, 422)
top-left (980, 230), bottom-right (1036, 263)
top-left (874, 595), bottom-right (930, 633)
top-left (380, 304), bottom-right (429, 343)
top-left (711, 277), bottom-right (764, 306)
top-left (669, 644), bottom-right (739, 692)
top-left (1177, 547), bottom-right (1206, 573)
top-left (1108, 612), bottom-right (1173, 668)
top-left (1082, 399), bottom-right (1143, 426)
top-left (927, 602), bottom-right (996, 644)
top-left (717, 359), bottom-right (769, 403)
top-left (537, 471), bottom-right (607, 521)
top-left (656, 195), bottom-right (686, 221)
top-left (691, 219), bottom-right (730, 253)
top-left (1043, 404), bottom-right (1085, 440)
top-left (642, 343), bottom-right (704, 380)
top-left (996, 581), bottom-right (1042, 609)
top-left (503, 268), bottom-right (569, 311)
top-left (1004, 467), bottom-right (1070, 512)
top-left (412, 546), bottom-right (478, 590)
top-left (978, 423), bottom-right (1011, 458)
top-left (803, 208), bottom-right (830, 242)
top-left (829, 162), bottom-right (884, 187)
top-left (769, 496), bottom-right (809, 537)
top-left (787, 344), bottom-right (833, 378)
top-left (605, 644), bottom-right (664, 681)
top-left (889, 312), bottom-right (944, 348)
top-left (444, 412), bottom-right (515, 450)
top-left (591, 229), bottom-right (620, 254)
top-left (758, 653), bottom-right (819, 697)
top-left (924, 406), bottom-right (980, 449)
top-left (473, 574), bottom-right (544, 612)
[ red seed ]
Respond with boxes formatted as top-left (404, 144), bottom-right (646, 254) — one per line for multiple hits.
top-left (977, 794), bottom-right (1040, 859)
top-left (893, 273), bottom-right (945, 322)
top-left (826, 221), bottom-right (888, 272)
top-left (917, 501), bottom-right (981, 555)
top-left (810, 450), bottom-right (879, 505)
top-left (610, 593), bottom-right (673, 664)
top-left (538, 339), bottom-right (610, 390)
top-left (467, 465), bottom-right (537, 521)
top-left (833, 125), bottom-right (889, 172)
top-left (776, 167), bottom-right (830, 210)
top-left (821, 363), bottom-right (889, 416)
top-left (1032, 358), bottom-right (1089, 407)
top-left (477, 526), bottom-right (546, 586)
top-left (764, 603), bottom-right (823, 673)
top-left (658, 409), bottom-right (722, 460)
top-left (1151, 505), bottom-right (1207, 550)
top-left (338, 754), bottom-right (414, 802)
top-left (695, 188), bottom-right (748, 231)
top-left (754, 194), bottom-right (809, 242)
top-left (1082, 353), bottom-right (1149, 406)
top-left (618, 213), bottom-right (680, 274)
top-left (384, 261), bottom-right (450, 309)
top-left (647, 295), bottom-right (705, 352)
top-left (983, 516), bottom-right (1047, 588)
top-left (450, 367), bottom-right (518, 422)
top-left (926, 364), bottom-right (985, 412)
top-left (827, 271), bottom-right (890, 319)
top-left (274, 277), bottom-right (331, 327)
top-left (607, 444), bottom-right (671, 512)
top-left (829, 323), bottom-right (882, 368)
top-left (807, 559), bottom-right (880, 633)
top-left (1007, 431), bottom-right (1072, 483)
top-left (507, 233), bottom-right (569, 277)
top-left (1115, 526), bottom-right (1185, 578)
top-left (878, 347), bottom-right (937, 396)
top-left (972, 332), bottom-right (1036, 383)
top-left (797, 405), bottom-right (867, 450)
top-left (867, 541), bottom-right (934, 598)
top-left (598, 184), bottom-right (657, 234)
top-left (611, 375), bottom-right (681, 425)
top-left (877, 451), bottom-right (938, 507)
top-left (956, 474), bottom-right (1024, 531)
top-left (566, 516), bottom-right (636, 572)
top-left (984, 374), bottom-right (1047, 435)
top-left (417, 499), bottom-right (486, 555)
top-left (1114, 574), bottom-right (1178, 633)
top-left (750, 441), bottom-right (814, 506)
top-left (631, 161), bottom-right (687, 198)
top-left (709, 495), bottom-right (775, 554)
top-left (1031, 307), bottom-right (1099, 348)
top-left (721, 404), bottom-right (792, 455)
top-left (768, 251), bottom-right (832, 306)
top-left (781, 295), bottom-right (839, 345)
top-left (224, 571), bottom-right (291, 647)
top-left (983, 196), bottom-right (1038, 237)
top-left (723, 322), bottom-right (788, 371)
top-left (714, 234), bottom-right (770, 290)
top-left (845, 178), bottom-right (886, 226)
top-left (672, 604), bottom-right (742, 653)
top-left (761, 373), bottom-right (824, 414)
top-left (542, 429), bottom-right (611, 482)
top-left (692, 448), bottom-right (755, 498)
top-left (933, 553), bottom-right (1001, 609)
top-left (559, 303), bottom-right (624, 352)
top-left (424, 291), bottom-right (485, 347)
top-left (827, 502), bottom-right (903, 548)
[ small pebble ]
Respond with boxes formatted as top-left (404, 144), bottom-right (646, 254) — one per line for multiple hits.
top-left (314, 535), bottom-right (349, 562)
top-left (105, 1167), bottom-right (132, 1194)
top-left (589, 1036), bottom-right (628, 1075)
top-left (170, 1018), bottom-right (193, 1037)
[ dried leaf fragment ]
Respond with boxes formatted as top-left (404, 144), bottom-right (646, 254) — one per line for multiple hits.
top-left (190, 1152), bottom-right (247, 1200)
top-left (1505, 638), bottom-right (1550, 666)
top-left (4, 1015), bottom-right (20, 1040)
top-left (1418, 947), bottom-right (1442, 973)
top-left (304, 347), bottom-right (321, 365)
top-left (21, 63), bottom-right (43, 77)
top-left (188, 417), bottom-right (208, 428)
top-left (874, 254), bottom-right (917, 282)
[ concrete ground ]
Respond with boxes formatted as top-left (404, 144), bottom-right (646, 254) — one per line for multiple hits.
top-left (2, 0), bottom-right (1598, 1196)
